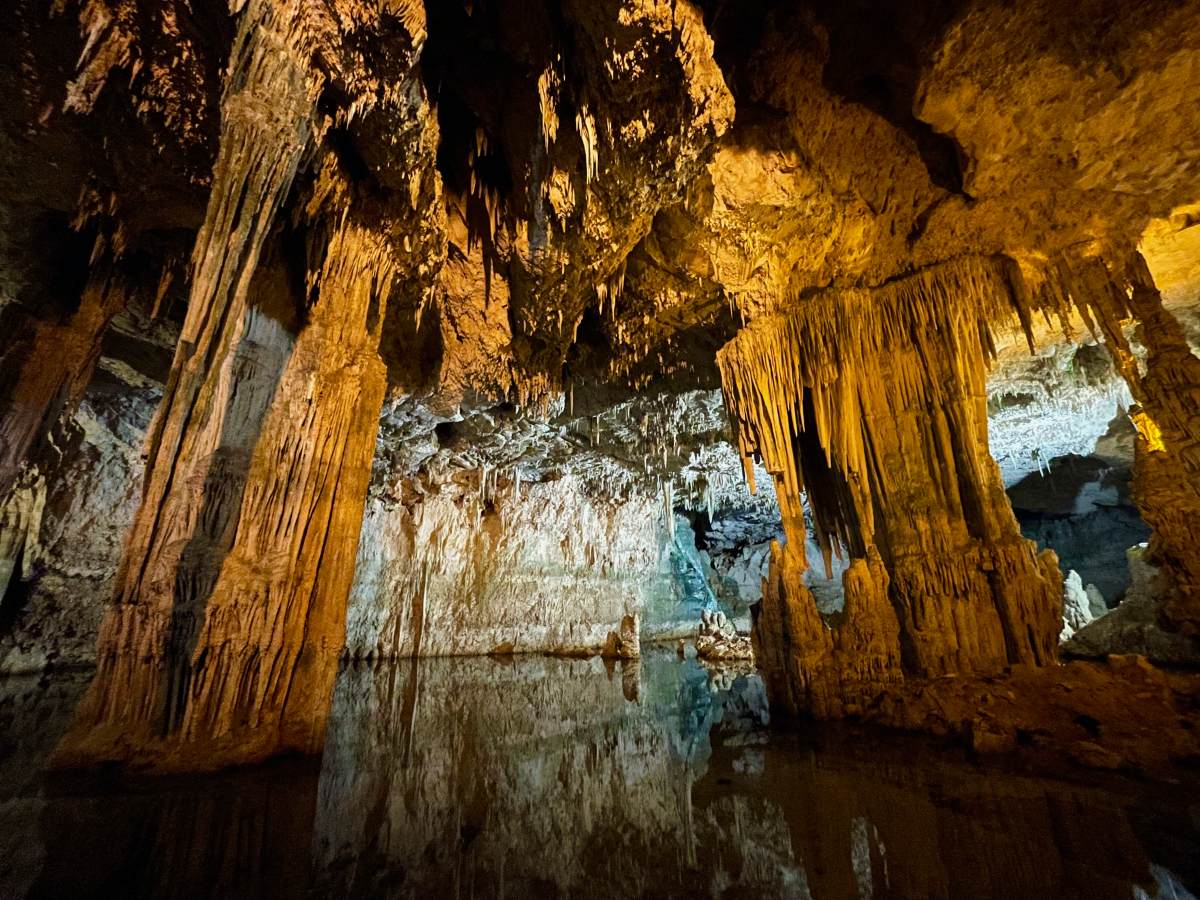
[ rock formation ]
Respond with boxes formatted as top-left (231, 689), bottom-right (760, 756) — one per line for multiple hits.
top-left (719, 258), bottom-right (1065, 715)
top-left (0, 0), bottom-right (1196, 770)
top-left (695, 609), bottom-right (752, 662)
top-left (347, 471), bottom-right (670, 659)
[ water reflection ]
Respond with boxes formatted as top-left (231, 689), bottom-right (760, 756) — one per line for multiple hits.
top-left (0, 653), bottom-right (1196, 899)
top-left (313, 654), bottom-right (762, 897)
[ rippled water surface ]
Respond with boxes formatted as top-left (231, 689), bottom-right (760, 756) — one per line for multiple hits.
top-left (0, 651), bottom-right (1197, 899)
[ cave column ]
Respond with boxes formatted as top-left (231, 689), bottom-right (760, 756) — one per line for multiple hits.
top-left (721, 259), bottom-right (1062, 716)
top-left (1125, 261), bottom-right (1200, 633)
top-left (57, 210), bottom-right (396, 769)
top-left (0, 269), bottom-right (127, 494)
top-left (55, 0), bottom-right (389, 769)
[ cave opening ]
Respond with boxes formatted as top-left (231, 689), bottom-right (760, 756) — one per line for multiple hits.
top-left (987, 339), bottom-right (1163, 656)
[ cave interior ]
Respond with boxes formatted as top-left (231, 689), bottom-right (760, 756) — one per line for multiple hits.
top-left (1, 0), bottom-right (1200, 897)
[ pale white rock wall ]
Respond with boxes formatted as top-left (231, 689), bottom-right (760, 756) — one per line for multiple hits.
top-left (345, 472), bottom-right (678, 658)
top-left (0, 368), bottom-right (156, 673)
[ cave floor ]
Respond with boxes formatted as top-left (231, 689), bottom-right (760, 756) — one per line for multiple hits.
top-left (0, 651), bottom-right (1197, 899)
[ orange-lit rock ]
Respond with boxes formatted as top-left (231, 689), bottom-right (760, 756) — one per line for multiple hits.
top-left (720, 258), bottom-right (1063, 714)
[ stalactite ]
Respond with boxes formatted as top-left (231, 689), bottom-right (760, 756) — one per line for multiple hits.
top-left (576, 102), bottom-right (599, 184)
top-left (720, 256), bottom-right (1062, 715)
top-left (662, 479), bottom-right (675, 540)
top-left (537, 60), bottom-right (562, 152)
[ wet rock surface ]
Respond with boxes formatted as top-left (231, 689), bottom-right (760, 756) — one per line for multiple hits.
top-left (695, 608), bottom-right (753, 662)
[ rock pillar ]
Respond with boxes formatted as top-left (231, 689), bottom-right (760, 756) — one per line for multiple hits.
top-left (56, 0), bottom-right (400, 769)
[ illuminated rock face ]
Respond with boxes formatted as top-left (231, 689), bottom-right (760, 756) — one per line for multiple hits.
top-left (51, 0), bottom-right (442, 770)
top-left (0, 0), bottom-right (1199, 771)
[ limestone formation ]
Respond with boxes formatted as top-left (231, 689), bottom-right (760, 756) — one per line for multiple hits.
top-left (719, 259), bottom-right (1064, 715)
top-left (346, 472), bottom-right (667, 659)
top-left (1060, 570), bottom-right (1099, 642)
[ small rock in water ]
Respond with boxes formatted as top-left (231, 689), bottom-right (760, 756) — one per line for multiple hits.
top-left (695, 609), bottom-right (753, 662)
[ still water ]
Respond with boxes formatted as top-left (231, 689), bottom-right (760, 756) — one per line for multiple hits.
top-left (0, 651), bottom-right (1196, 899)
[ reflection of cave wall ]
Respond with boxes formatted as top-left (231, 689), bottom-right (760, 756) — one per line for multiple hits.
top-left (652, 513), bottom-right (723, 635)
top-left (1006, 416), bottom-right (1150, 605)
top-left (313, 652), bottom-right (773, 897)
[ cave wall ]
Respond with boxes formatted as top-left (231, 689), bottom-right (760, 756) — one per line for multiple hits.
top-left (345, 472), bottom-right (678, 659)
top-left (0, 363), bottom-right (157, 674)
